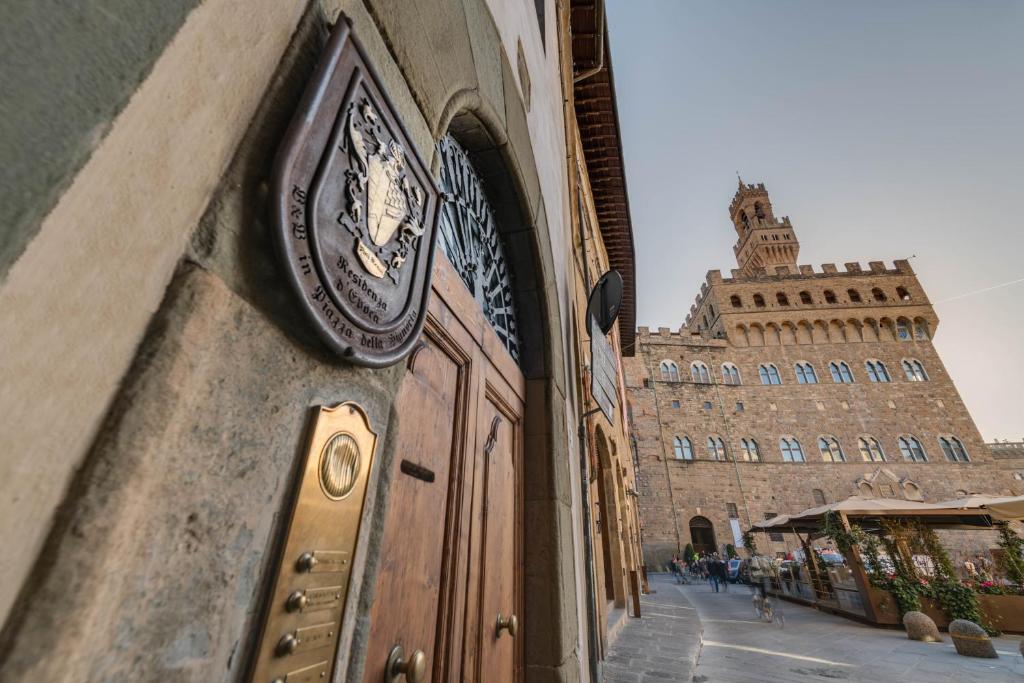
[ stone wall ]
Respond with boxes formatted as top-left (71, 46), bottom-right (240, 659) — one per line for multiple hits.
top-left (626, 321), bottom-right (1017, 570)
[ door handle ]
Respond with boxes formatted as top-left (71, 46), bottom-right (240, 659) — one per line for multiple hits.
top-left (496, 612), bottom-right (518, 638)
top-left (386, 645), bottom-right (426, 683)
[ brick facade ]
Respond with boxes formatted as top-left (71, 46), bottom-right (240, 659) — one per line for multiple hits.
top-left (626, 182), bottom-right (1021, 570)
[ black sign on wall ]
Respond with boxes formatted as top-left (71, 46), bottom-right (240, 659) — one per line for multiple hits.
top-left (272, 17), bottom-right (441, 367)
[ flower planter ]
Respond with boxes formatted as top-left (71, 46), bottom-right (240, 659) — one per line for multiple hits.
top-left (865, 587), bottom-right (902, 625)
top-left (977, 594), bottom-right (1024, 634)
top-left (918, 596), bottom-right (949, 628)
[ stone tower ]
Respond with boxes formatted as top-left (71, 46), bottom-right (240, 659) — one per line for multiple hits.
top-left (730, 179), bottom-right (800, 276)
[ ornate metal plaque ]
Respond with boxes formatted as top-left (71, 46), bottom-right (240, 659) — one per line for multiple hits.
top-left (249, 402), bottom-right (378, 683)
top-left (273, 17), bottom-right (441, 367)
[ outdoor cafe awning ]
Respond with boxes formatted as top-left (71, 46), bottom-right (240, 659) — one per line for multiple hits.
top-left (752, 495), bottom-right (1002, 534)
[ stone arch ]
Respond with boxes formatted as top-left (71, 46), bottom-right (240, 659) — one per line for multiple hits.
top-left (845, 318), bottom-right (863, 342)
top-left (733, 324), bottom-right (749, 347)
top-left (862, 318), bottom-right (879, 343)
top-left (688, 516), bottom-right (718, 556)
top-left (828, 319), bottom-right (845, 343)
top-left (779, 321), bottom-right (797, 345)
top-left (795, 320), bottom-right (813, 345)
top-left (593, 425), bottom-right (627, 606)
top-left (748, 323), bottom-right (765, 347)
top-left (901, 479), bottom-right (924, 501)
top-left (811, 320), bottom-right (829, 344)
top-left (912, 316), bottom-right (930, 340)
top-left (764, 322), bottom-right (781, 346)
top-left (877, 316), bottom-right (896, 342)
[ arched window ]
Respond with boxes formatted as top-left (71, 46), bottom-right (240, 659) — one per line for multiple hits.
top-left (721, 363), bottom-right (741, 385)
top-left (898, 435), bottom-right (928, 462)
top-left (901, 359), bottom-right (928, 381)
top-left (758, 364), bottom-right (781, 385)
top-left (709, 304), bottom-right (715, 317)
top-left (913, 321), bottom-right (929, 340)
top-left (739, 210), bottom-right (750, 231)
top-left (799, 291), bottom-right (813, 305)
top-left (895, 319), bottom-right (911, 340)
top-left (897, 286), bottom-right (911, 301)
top-left (673, 436), bottom-right (694, 460)
top-left (795, 362), bottom-right (818, 384)
top-left (829, 361), bottom-right (854, 384)
top-left (858, 482), bottom-right (875, 497)
top-left (730, 294), bottom-right (742, 308)
top-left (939, 436), bottom-right (969, 462)
top-left (754, 201), bottom-right (766, 219)
top-left (818, 436), bottom-right (845, 462)
top-left (780, 437), bottom-right (805, 463)
top-left (777, 292), bottom-right (790, 306)
top-left (753, 293), bottom-right (766, 308)
top-left (865, 360), bottom-right (891, 383)
top-left (812, 489), bottom-right (827, 505)
top-left (740, 438), bottom-right (761, 462)
top-left (872, 287), bottom-right (887, 302)
top-left (824, 290), bottom-right (837, 304)
top-left (706, 436), bottom-right (727, 461)
top-left (858, 437), bottom-right (886, 462)
top-left (690, 361), bottom-right (710, 384)
top-left (659, 360), bottom-right (680, 382)
top-left (847, 288), bottom-right (862, 303)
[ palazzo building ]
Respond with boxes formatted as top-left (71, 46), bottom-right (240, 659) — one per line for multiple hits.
top-left (0, 2), bottom-right (641, 682)
top-left (624, 181), bottom-right (1020, 569)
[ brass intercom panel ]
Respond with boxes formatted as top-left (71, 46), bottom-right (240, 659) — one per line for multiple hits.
top-left (250, 403), bottom-right (378, 683)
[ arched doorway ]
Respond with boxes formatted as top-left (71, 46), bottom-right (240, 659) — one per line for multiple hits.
top-left (689, 516), bottom-right (717, 556)
top-left (364, 121), bottom-right (548, 682)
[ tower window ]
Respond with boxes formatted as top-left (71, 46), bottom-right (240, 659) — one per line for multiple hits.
top-left (897, 286), bottom-right (911, 301)
top-left (727, 503), bottom-right (739, 519)
top-left (898, 435), bottom-right (928, 462)
top-left (824, 290), bottom-right (838, 304)
top-left (706, 436), bottom-right (727, 461)
top-left (660, 360), bottom-right (680, 382)
top-left (799, 291), bottom-right (812, 305)
top-left (795, 362), bottom-right (818, 384)
top-left (914, 320), bottom-right (929, 340)
top-left (872, 287), bottom-right (887, 302)
top-left (691, 361), bottom-right (711, 384)
top-left (939, 436), bottom-right (969, 462)
top-left (901, 359), bottom-right (928, 381)
top-left (730, 295), bottom-right (742, 308)
top-left (740, 438), bottom-right (761, 462)
top-left (818, 436), bottom-right (845, 463)
top-left (780, 437), bottom-right (805, 463)
top-left (829, 361), bottom-right (854, 384)
top-left (858, 437), bottom-right (886, 462)
top-left (673, 436), bottom-right (694, 460)
top-left (721, 363), bottom-right (741, 385)
top-left (739, 210), bottom-right (750, 231)
top-left (865, 360), bottom-right (891, 383)
top-left (848, 288), bottom-right (862, 303)
top-left (777, 292), bottom-right (789, 306)
top-left (896, 319), bottom-right (911, 340)
top-left (753, 294), bottom-right (766, 308)
top-left (754, 201), bottom-right (766, 220)
top-left (758, 364), bottom-right (781, 385)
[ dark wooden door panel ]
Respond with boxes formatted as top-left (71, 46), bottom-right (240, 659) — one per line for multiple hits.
top-left (362, 308), bottom-right (475, 683)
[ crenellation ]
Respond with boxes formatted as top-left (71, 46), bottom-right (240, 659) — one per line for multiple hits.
top-left (798, 264), bottom-right (815, 275)
top-left (821, 263), bottom-right (838, 274)
top-left (844, 262), bottom-right (862, 273)
top-left (869, 261), bottom-right (886, 273)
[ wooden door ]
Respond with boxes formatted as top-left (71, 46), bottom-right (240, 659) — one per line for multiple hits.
top-left (470, 367), bottom-right (522, 683)
top-left (363, 255), bottom-right (523, 683)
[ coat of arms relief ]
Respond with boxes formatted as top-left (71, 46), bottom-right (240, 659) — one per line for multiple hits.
top-left (338, 99), bottom-right (425, 283)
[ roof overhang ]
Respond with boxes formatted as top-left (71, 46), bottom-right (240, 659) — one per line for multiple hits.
top-left (571, 1), bottom-right (637, 355)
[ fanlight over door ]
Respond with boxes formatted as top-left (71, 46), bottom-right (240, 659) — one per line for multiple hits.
top-left (437, 135), bottom-right (521, 363)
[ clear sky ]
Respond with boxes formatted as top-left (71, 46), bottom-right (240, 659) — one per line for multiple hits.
top-left (605, 0), bottom-right (1024, 442)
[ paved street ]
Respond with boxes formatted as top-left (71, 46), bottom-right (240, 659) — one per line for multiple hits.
top-left (605, 574), bottom-right (1024, 682)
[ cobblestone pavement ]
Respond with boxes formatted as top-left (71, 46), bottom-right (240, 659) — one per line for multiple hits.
top-left (685, 579), bottom-right (1024, 683)
top-left (604, 574), bottom-right (1024, 682)
top-left (602, 574), bottom-right (702, 682)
